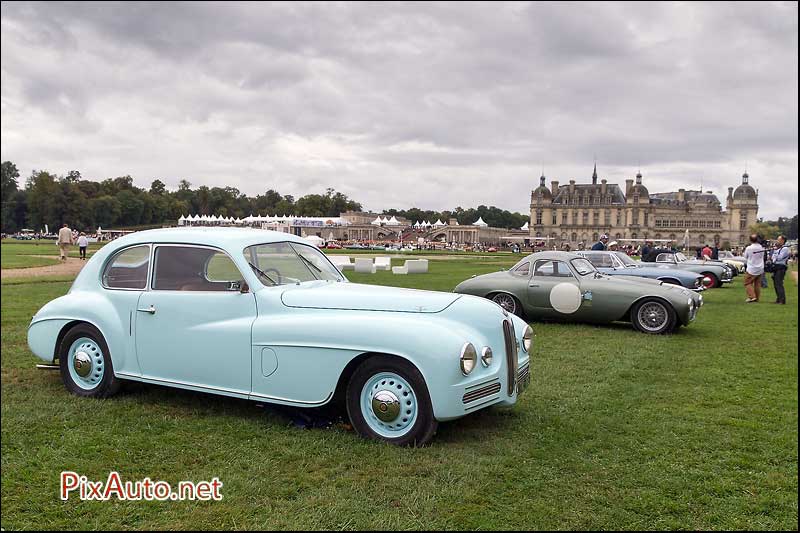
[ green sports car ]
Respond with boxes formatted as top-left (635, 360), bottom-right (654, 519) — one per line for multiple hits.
top-left (454, 251), bottom-right (703, 334)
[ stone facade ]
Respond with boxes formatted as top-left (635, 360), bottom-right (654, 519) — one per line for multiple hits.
top-left (529, 166), bottom-right (759, 249)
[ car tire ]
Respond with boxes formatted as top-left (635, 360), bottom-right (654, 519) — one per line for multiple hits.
top-left (701, 272), bottom-right (719, 289)
top-left (58, 323), bottom-right (121, 398)
top-left (489, 292), bottom-right (524, 318)
top-left (346, 355), bottom-right (438, 446)
top-left (630, 299), bottom-right (677, 335)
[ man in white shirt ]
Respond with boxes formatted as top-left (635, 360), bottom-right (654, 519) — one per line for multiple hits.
top-left (743, 234), bottom-right (765, 303)
top-left (57, 223), bottom-right (73, 261)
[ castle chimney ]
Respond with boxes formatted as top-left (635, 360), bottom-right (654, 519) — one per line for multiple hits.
top-left (635, 171), bottom-right (642, 185)
top-left (551, 180), bottom-right (559, 196)
top-left (569, 180), bottom-right (576, 194)
top-left (677, 188), bottom-right (685, 202)
top-left (625, 179), bottom-right (634, 195)
top-left (601, 178), bottom-right (607, 195)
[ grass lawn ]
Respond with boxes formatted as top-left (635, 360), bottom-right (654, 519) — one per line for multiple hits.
top-left (0, 259), bottom-right (797, 530)
top-left (1, 240), bottom-right (107, 269)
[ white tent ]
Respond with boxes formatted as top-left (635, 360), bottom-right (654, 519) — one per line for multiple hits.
top-left (178, 215), bottom-right (186, 225)
top-left (520, 222), bottom-right (529, 230)
top-left (388, 216), bottom-right (400, 225)
top-left (472, 217), bottom-right (488, 227)
top-left (371, 216), bottom-right (382, 225)
top-left (433, 219), bottom-right (445, 227)
top-left (304, 235), bottom-right (325, 247)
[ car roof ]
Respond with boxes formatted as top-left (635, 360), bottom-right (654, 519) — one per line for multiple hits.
top-left (519, 251), bottom-right (583, 262)
top-left (103, 227), bottom-right (310, 252)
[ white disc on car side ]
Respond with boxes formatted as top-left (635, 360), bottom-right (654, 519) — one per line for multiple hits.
top-left (549, 283), bottom-right (582, 314)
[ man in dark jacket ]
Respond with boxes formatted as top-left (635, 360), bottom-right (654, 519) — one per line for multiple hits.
top-left (591, 234), bottom-right (608, 251)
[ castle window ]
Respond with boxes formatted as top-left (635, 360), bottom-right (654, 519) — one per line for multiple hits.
top-left (616, 210), bottom-right (622, 225)
top-left (562, 212), bottom-right (568, 224)
top-left (536, 210), bottom-right (543, 225)
top-left (739, 212), bottom-right (747, 230)
top-left (552, 213), bottom-right (557, 225)
top-left (582, 211), bottom-right (589, 225)
top-left (644, 212), bottom-right (649, 226)
top-left (593, 211), bottom-right (600, 225)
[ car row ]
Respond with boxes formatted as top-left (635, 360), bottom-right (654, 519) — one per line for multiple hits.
top-left (640, 249), bottom-right (735, 288)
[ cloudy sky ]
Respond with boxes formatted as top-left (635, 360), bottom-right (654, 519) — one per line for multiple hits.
top-left (1, 1), bottom-right (797, 218)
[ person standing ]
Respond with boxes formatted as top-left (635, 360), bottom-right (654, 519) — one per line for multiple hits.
top-left (743, 234), bottom-right (765, 303)
top-left (701, 244), bottom-right (713, 260)
top-left (57, 223), bottom-right (73, 261)
top-left (591, 234), bottom-right (608, 251)
top-left (770, 235), bottom-right (790, 305)
top-left (77, 232), bottom-right (89, 261)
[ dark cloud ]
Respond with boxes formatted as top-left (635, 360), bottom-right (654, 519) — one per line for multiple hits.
top-left (1, 1), bottom-right (797, 218)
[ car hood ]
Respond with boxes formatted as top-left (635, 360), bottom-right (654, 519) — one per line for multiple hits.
top-left (280, 281), bottom-right (461, 313)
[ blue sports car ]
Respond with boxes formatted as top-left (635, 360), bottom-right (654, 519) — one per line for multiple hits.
top-left (576, 251), bottom-right (705, 291)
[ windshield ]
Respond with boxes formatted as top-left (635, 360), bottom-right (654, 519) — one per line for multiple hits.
top-left (243, 242), bottom-right (344, 286)
top-left (615, 252), bottom-right (639, 267)
top-left (675, 252), bottom-right (688, 262)
top-left (570, 258), bottom-right (597, 276)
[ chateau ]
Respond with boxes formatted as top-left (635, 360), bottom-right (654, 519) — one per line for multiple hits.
top-left (529, 166), bottom-right (759, 249)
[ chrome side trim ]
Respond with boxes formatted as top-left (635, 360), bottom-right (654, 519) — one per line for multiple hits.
top-left (503, 319), bottom-right (518, 396)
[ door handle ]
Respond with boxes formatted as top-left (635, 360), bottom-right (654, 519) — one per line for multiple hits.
top-left (528, 284), bottom-right (540, 288)
top-left (137, 305), bottom-right (156, 315)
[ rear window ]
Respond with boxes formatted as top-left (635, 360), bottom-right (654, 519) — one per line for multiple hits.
top-left (102, 245), bottom-right (150, 290)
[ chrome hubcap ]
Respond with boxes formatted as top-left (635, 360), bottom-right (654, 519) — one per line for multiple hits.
top-left (493, 294), bottom-right (515, 313)
top-left (638, 302), bottom-right (668, 331)
top-left (67, 337), bottom-right (105, 390)
top-left (73, 351), bottom-right (92, 377)
top-left (361, 372), bottom-right (418, 438)
top-left (371, 390), bottom-right (400, 422)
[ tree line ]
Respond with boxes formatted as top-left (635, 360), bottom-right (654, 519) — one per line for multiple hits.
top-left (0, 161), bottom-right (531, 233)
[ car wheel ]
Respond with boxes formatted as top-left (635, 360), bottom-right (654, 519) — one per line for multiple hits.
top-left (490, 293), bottom-right (523, 317)
top-left (58, 324), bottom-right (121, 398)
top-left (631, 299), bottom-right (676, 334)
top-left (700, 272), bottom-right (719, 289)
top-left (346, 355), bottom-right (438, 446)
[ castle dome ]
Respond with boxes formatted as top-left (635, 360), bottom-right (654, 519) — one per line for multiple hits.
top-left (733, 172), bottom-right (756, 201)
top-left (533, 174), bottom-right (552, 200)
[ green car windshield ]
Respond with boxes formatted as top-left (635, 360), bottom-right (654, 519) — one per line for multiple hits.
top-left (570, 258), bottom-right (597, 276)
top-left (243, 242), bottom-right (344, 286)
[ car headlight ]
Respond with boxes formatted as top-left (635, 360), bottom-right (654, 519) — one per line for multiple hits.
top-left (699, 294), bottom-right (703, 306)
top-left (687, 298), bottom-right (693, 308)
top-left (460, 343), bottom-right (477, 375)
top-left (481, 346), bottom-right (493, 367)
top-left (522, 325), bottom-right (533, 353)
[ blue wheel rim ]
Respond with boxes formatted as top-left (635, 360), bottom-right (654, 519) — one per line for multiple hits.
top-left (67, 337), bottom-right (105, 390)
top-left (360, 372), bottom-right (418, 439)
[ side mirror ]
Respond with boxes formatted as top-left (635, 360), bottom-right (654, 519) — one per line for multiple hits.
top-left (240, 281), bottom-right (249, 294)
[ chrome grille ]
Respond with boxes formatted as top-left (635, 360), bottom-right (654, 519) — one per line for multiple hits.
top-left (462, 382), bottom-right (502, 404)
top-left (516, 363), bottom-right (531, 396)
top-left (502, 319), bottom-right (518, 396)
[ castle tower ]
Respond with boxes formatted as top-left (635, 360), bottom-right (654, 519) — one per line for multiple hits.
top-left (727, 171), bottom-right (759, 247)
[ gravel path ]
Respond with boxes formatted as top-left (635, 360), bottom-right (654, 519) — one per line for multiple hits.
top-left (1, 256), bottom-right (87, 279)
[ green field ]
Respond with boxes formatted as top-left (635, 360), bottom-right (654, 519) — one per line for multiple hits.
top-left (1, 240), bottom-right (107, 269)
top-left (0, 258), bottom-right (797, 530)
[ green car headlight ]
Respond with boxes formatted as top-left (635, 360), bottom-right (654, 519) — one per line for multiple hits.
top-left (522, 325), bottom-right (533, 353)
top-left (460, 343), bottom-right (477, 375)
top-left (481, 347), bottom-right (493, 367)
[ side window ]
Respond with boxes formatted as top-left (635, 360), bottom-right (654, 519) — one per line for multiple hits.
top-left (533, 260), bottom-right (575, 278)
top-left (656, 253), bottom-right (672, 263)
top-left (103, 245), bottom-right (150, 290)
top-left (153, 246), bottom-right (243, 291)
top-left (512, 261), bottom-right (530, 276)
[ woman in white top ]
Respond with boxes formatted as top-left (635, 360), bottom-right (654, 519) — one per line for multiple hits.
top-left (77, 232), bottom-right (89, 261)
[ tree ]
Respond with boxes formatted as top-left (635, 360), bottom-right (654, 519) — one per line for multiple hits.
top-left (149, 179), bottom-right (166, 195)
top-left (749, 221), bottom-right (781, 239)
top-left (1, 161), bottom-right (21, 231)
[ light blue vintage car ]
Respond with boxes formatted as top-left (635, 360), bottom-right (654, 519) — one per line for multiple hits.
top-left (27, 228), bottom-right (532, 446)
